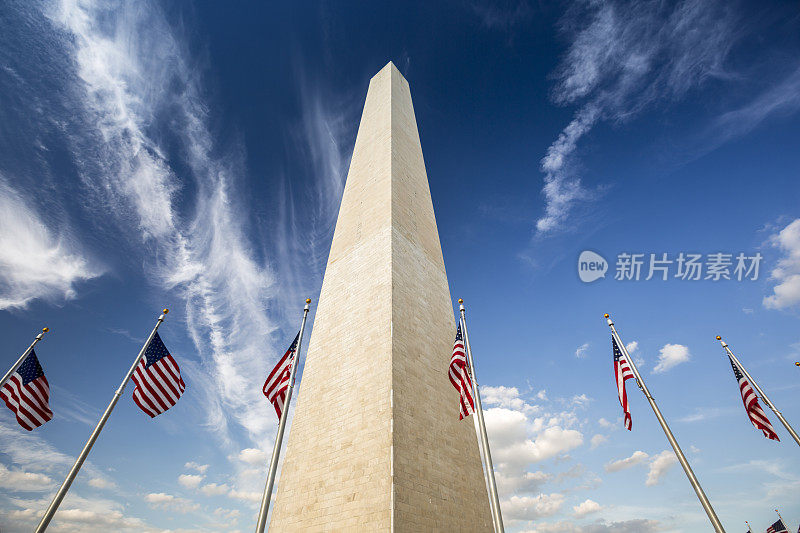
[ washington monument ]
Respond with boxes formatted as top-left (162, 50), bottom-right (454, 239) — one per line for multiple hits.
top-left (269, 62), bottom-right (493, 531)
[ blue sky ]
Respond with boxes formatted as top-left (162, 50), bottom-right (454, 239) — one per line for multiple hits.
top-left (1, 0), bottom-right (799, 531)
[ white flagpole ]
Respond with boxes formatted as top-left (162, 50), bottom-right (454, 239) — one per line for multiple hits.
top-left (460, 299), bottom-right (504, 533)
top-left (605, 314), bottom-right (725, 533)
top-left (35, 309), bottom-right (169, 533)
top-left (1, 327), bottom-right (49, 390)
top-left (744, 520), bottom-right (752, 532)
top-left (255, 298), bottom-right (311, 533)
top-left (717, 336), bottom-right (800, 447)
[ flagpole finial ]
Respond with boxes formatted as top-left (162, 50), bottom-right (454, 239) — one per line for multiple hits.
top-left (458, 298), bottom-right (463, 304)
top-left (795, 362), bottom-right (800, 366)
top-left (715, 335), bottom-right (721, 340)
top-left (306, 298), bottom-right (311, 304)
top-left (42, 327), bottom-right (49, 333)
top-left (163, 308), bottom-right (169, 314)
top-left (604, 313), bottom-right (609, 318)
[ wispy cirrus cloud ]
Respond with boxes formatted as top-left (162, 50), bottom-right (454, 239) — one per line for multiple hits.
top-left (0, 178), bottom-right (101, 310)
top-left (537, 0), bottom-right (741, 235)
top-left (47, 0), bottom-right (279, 445)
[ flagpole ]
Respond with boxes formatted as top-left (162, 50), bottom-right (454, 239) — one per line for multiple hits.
top-left (717, 336), bottom-right (800, 447)
top-left (1, 327), bottom-right (49, 390)
top-left (605, 314), bottom-right (725, 533)
top-left (745, 520), bottom-right (752, 532)
top-left (35, 309), bottom-right (169, 533)
top-left (460, 299), bottom-right (504, 533)
top-left (255, 298), bottom-right (311, 533)
top-left (775, 509), bottom-right (785, 527)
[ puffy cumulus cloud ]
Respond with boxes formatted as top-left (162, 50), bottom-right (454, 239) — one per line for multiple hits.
top-left (488, 411), bottom-right (584, 472)
top-left (589, 434), bottom-right (608, 449)
top-left (228, 489), bottom-right (261, 504)
top-left (495, 470), bottom-right (551, 497)
top-left (237, 448), bottom-right (269, 465)
top-left (200, 483), bottom-right (231, 497)
top-left (524, 518), bottom-right (661, 532)
top-left (764, 219), bottom-right (800, 309)
top-left (0, 178), bottom-right (101, 310)
top-left (184, 462), bottom-right (209, 473)
top-left (144, 492), bottom-right (200, 514)
top-left (597, 418), bottom-right (614, 429)
top-left (652, 344), bottom-right (691, 373)
top-left (482, 386), bottom-right (527, 410)
top-left (572, 498), bottom-right (602, 517)
top-left (605, 450), bottom-right (649, 472)
top-left (3, 492), bottom-right (153, 533)
top-left (178, 474), bottom-right (205, 489)
top-left (0, 463), bottom-right (54, 491)
top-left (87, 477), bottom-right (115, 490)
top-left (645, 450), bottom-right (678, 486)
top-left (575, 343), bottom-right (590, 358)
top-left (502, 493), bottom-right (565, 521)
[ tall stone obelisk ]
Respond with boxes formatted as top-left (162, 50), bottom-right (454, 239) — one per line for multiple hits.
top-left (269, 62), bottom-right (492, 531)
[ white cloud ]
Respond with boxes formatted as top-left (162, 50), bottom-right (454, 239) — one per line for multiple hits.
top-left (144, 492), bottom-right (200, 513)
top-left (48, 0), bottom-right (281, 443)
top-left (590, 434), bottom-right (608, 449)
top-left (178, 474), bottom-right (205, 489)
top-left (605, 450), bottom-right (649, 472)
top-left (502, 493), bottom-right (565, 521)
top-left (764, 219), bottom-right (800, 309)
top-left (597, 418), bottom-right (613, 429)
top-left (184, 462), bottom-right (209, 473)
top-left (0, 464), bottom-right (54, 491)
top-left (228, 489), bottom-right (262, 503)
top-left (482, 386), bottom-right (526, 410)
top-left (653, 343), bottom-right (691, 373)
top-left (237, 448), bottom-right (269, 466)
top-left (526, 519), bottom-right (661, 533)
top-left (200, 483), bottom-right (231, 497)
top-left (0, 178), bottom-right (101, 309)
top-left (537, 0), bottom-right (742, 235)
top-left (87, 477), bottom-right (115, 490)
top-left (573, 498), bottom-right (602, 517)
top-left (646, 450), bottom-right (678, 486)
top-left (575, 343), bottom-right (590, 358)
top-left (570, 394), bottom-right (592, 407)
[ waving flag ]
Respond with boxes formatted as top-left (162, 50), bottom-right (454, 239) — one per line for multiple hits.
top-left (263, 333), bottom-right (299, 419)
top-left (1, 350), bottom-right (53, 430)
top-left (448, 324), bottom-right (475, 420)
top-left (728, 355), bottom-right (779, 441)
top-left (613, 336), bottom-right (635, 430)
top-left (766, 519), bottom-right (787, 533)
top-left (131, 333), bottom-right (185, 417)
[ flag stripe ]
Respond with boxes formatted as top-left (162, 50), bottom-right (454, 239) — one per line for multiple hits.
top-left (263, 333), bottom-right (299, 420)
top-left (449, 325), bottom-right (474, 420)
top-left (130, 333), bottom-right (184, 417)
top-left (612, 336), bottom-right (634, 431)
top-left (1, 351), bottom-right (53, 431)
top-left (728, 355), bottom-right (779, 441)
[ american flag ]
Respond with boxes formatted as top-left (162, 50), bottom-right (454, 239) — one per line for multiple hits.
top-left (263, 333), bottom-right (299, 420)
top-left (1, 350), bottom-right (53, 431)
top-left (131, 333), bottom-right (185, 417)
top-left (766, 518), bottom-right (787, 533)
top-left (612, 336), bottom-right (635, 431)
top-left (728, 355), bottom-right (779, 441)
top-left (448, 324), bottom-right (475, 420)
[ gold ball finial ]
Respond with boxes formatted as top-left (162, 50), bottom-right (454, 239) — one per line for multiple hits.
top-left (163, 308), bottom-right (169, 314)
top-left (42, 327), bottom-right (49, 333)
top-left (306, 298), bottom-right (311, 304)
top-left (458, 298), bottom-right (463, 304)
top-left (716, 335), bottom-right (721, 340)
top-left (795, 362), bottom-right (800, 367)
top-left (604, 313), bottom-right (609, 318)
